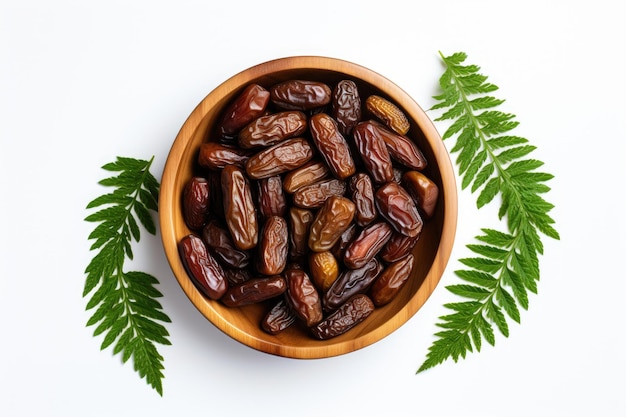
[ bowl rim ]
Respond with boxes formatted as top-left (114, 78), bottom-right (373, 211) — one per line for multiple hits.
top-left (159, 55), bottom-right (458, 359)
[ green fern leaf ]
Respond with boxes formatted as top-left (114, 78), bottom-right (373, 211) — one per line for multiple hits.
top-left (83, 156), bottom-right (170, 396)
top-left (418, 51), bottom-right (560, 374)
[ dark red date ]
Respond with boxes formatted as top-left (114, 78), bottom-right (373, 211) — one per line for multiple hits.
top-left (182, 176), bottom-right (210, 230)
top-left (197, 142), bottom-right (250, 170)
top-left (284, 268), bottom-right (323, 327)
top-left (311, 294), bottom-right (375, 340)
top-left (331, 79), bottom-right (361, 136)
top-left (352, 121), bottom-right (394, 184)
top-left (201, 220), bottom-right (250, 269)
top-left (221, 164), bottom-right (258, 250)
top-left (343, 222), bottom-right (393, 270)
top-left (238, 111), bottom-right (307, 149)
top-left (309, 113), bottom-right (356, 180)
top-left (322, 258), bottom-right (383, 312)
top-left (349, 173), bottom-right (377, 227)
top-left (257, 175), bottom-right (287, 218)
top-left (245, 138), bottom-right (314, 180)
top-left (218, 83), bottom-right (270, 137)
top-left (370, 254), bottom-right (415, 306)
top-left (178, 234), bottom-right (228, 300)
top-left (221, 275), bottom-right (286, 307)
top-left (375, 181), bottom-right (423, 238)
top-left (292, 178), bottom-right (347, 209)
top-left (262, 299), bottom-right (297, 335)
top-left (270, 80), bottom-right (332, 111)
top-left (256, 216), bottom-right (289, 276)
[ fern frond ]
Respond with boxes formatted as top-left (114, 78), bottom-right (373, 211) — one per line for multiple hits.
top-left (83, 156), bottom-right (170, 396)
top-left (418, 52), bottom-right (560, 373)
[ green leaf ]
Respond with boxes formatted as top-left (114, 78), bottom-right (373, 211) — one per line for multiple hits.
top-left (84, 156), bottom-right (170, 396)
top-left (419, 51), bottom-right (559, 374)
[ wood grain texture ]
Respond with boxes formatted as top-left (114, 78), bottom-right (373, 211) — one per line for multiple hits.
top-left (159, 56), bottom-right (458, 359)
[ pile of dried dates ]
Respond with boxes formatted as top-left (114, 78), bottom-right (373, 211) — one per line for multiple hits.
top-left (178, 78), bottom-right (439, 340)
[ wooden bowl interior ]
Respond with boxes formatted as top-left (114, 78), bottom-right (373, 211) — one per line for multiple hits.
top-left (160, 56), bottom-right (457, 359)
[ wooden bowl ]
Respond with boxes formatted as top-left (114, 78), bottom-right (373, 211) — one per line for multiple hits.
top-left (159, 56), bottom-right (457, 359)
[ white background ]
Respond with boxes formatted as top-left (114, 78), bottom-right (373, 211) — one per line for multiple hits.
top-left (2, 1), bottom-right (625, 416)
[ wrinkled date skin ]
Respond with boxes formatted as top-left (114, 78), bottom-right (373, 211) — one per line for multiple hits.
top-left (218, 83), bottom-right (270, 137)
top-left (257, 175), bottom-right (287, 218)
top-left (182, 176), bottom-right (211, 230)
top-left (201, 220), bottom-right (250, 269)
top-left (282, 160), bottom-right (330, 194)
top-left (311, 294), bottom-right (375, 340)
top-left (380, 231), bottom-right (420, 263)
top-left (370, 254), bottom-right (415, 306)
top-left (245, 138), bottom-right (314, 180)
top-left (308, 195), bottom-right (356, 252)
top-left (224, 267), bottom-right (252, 286)
top-left (238, 111), bottom-right (307, 149)
top-left (262, 299), bottom-right (297, 335)
top-left (285, 268), bottom-right (323, 327)
top-left (197, 142), bottom-right (250, 170)
top-left (256, 216), bottom-right (289, 276)
top-left (375, 181), bottom-right (423, 238)
top-left (331, 80), bottom-right (362, 136)
top-left (308, 251), bottom-right (339, 292)
top-left (323, 258), bottom-right (383, 312)
top-left (370, 120), bottom-right (427, 171)
top-left (270, 80), bottom-right (332, 111)
top-left (402, 170), bottom-right (439, 219)
top-left (349, 173), bottom-right (377, 226)
top-left (179, 234), bottom-right (228, 300)
top-left (365, 94), bottom-right (410, 135)
top-left (292, 178), bottom-right (347, 209)
top-left (352, 121), bottom-right (394, 184)
top-left (288, 207), bottom-right (315, 260)
top-left (330, 223), bottom-right (358, 260)
top-left (309, 113), bottom-right (356, 180)
top-left (221, 165), bottom-right (258, 250)
top-left (221, 275), bottom-right (286, 307)
top-left (343, 222), bottom-right (393, 270)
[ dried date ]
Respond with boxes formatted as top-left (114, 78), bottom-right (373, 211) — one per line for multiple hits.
top-left (178, 234), bottom-right (228, 300)
top-left (365, 94), bottom-right (410, 135)
top-left (221, 275), bottom-right (286, 307)
top-left (311, 294), bottom-right (375, 340)
top-left (238, 111), bottom-right (307, 149)
top-left (331, 79), bottom-right (362, 136)
top-left (352, 121), bottom-right (394, 183)
top-left (221, 164), bottom-right (259, 250)
top-left (262, 299), bottom-right (297, 335)
top-left (201, 220), bottom-right (251, 268)
top-left (309, 113), bottom-right (356, 180)
top-left (245, 138), bottom-right (314, 180)
top-left (379, 231), bottom-right (420, 263)
top-left (284, 268), bottom-right (323, 327)
top-left (256, 216), bottom-right (289, 276)
top-left (292, 178), bottom-right (347, 209)
top-left (401, 170), bottom-right (439, 219)
top-left (370, 120), bottom-right (427, 170)
top-left (197, 142), bottom-right (250, 170)
top-left (288, 207), bottom-right (315, 260)
top-left (182, 176), bottom-right (210, 230)
top-left (343, 222), bottom-right (392, 270)
top-left (282, 160), bottom-right (330, 194)
top-left (270, 80), bottom-right (332, 111)
top-left (322, 258), bottom-right (383, 312)
top-left (370, 254), bottom-right (414, 306)
top-left (308, 195), bottom-right (356, 252)
top-left (217, 83), bottom-right (270, 137)
top-left (257, 175), bottom-right (287, 218)
top-left (349, 173), bottom-right (377, 226)
top-left (308, 251), bottom-right (339, 292)
top-left (375, 181), bottom-right (423, 238)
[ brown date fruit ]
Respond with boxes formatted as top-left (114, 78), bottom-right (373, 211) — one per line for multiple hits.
top-left (331, 79), bottom-right (362, 136)
top-left (308, 195), bottom-right (356, 252)
top-left (284, 268), bottom-right (323, 327)
top-left (224, 267), bottom-right (252, 286)
top-left (182, 176), bottom-right (210, 230)
top-left (217, 83), bottom-right (270, 137)
top-left (308, 251), bottom-right (339, 292)
top-left (197, 142), bottom-right (250, 170)
top-left (375, 182), bottom-right (423, 238)
top-left (343, 222), bottom-right (393, 270)
top-left (257, 175), bottom-right (287, 218)
top-left (245, 138), bottom-right (314, 180)
top-left (330, 223), bottom-right (358, 260)
top-left (221, 275), bottom-right (287, 307)
top-left (282, 160), bottom-right (330, 194)
top-left (369, 120), bottom-right (427, 170)
top-left (201, 221), bottom-right (250, 269)
top-left (349, 173), bottom-right (377, 227)
top-left (365, 94), bottom-right (410, 135)
top-left (262, 298), bottom-right (297, 335)
top-left (178, 234), bottom-right (228, 300)
top-left (221, 164), bottom-right (259, 250)
top-left (270, 80), bottom-right (332, 111)
top-left (401, 170), bottom-right (439, 219)
top-left (322, 258), bottom-right (383, 312)
top-left (352, 121), bottom-right (394, 184)
top-left (238, 111), bottom-right (307, 149)
top-left (287, 207), bottom-right (315, 260)
top-left (256, 216), bottom-right (289, 276)
top-left (309, 113), bottom-right (356, 180)
top-left (380, 231), bottom-right (420, 263)
top-left (292, 178), bottom-right (347, 209)
top-left (311, 294), bottom-right (375, 340)
top-left (370, 254), bottom-right (415, 306)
